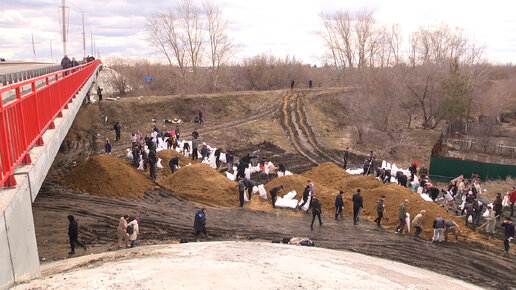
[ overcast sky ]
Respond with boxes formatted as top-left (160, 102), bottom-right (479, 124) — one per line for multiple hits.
top-left (1, 0), bottom-right (515, 65)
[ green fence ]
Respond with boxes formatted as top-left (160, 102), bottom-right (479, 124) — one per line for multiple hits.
top-left (429, 155), bottom-right (516, 182)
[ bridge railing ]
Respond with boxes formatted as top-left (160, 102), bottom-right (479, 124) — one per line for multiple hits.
top-left (0, 60), bottom-right (101, 188)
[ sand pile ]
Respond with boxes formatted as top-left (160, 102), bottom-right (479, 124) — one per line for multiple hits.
top-left (61, 155), bottom-right (154, 197)
top-left (303, 162), bottom-right (382, 193)
top-left (160, 163), bottom-right (238, 207)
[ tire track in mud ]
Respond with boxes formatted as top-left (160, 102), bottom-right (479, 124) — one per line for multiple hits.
top-left (281, 91), bottom-right (341, 165)
top-left (294, 92), bottom-right (342, 165)
top-left (280, 91), bottom-right (318, 164)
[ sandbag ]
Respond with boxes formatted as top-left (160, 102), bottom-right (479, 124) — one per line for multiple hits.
top-left (285, 171), bottom-right (293, 176)
top-left (137, 159), bottom-right (144, 171)
top-left (298, 196), bottom-right (311, 211)
top-left (405, 213), bottom-right (411, 233)
top-left (243, 190), bottom-right (249, 202)
top-left (245, 168), bottom-right (251, 179)
top-left (283, 190), bottom-right (297, 200)
top-left (156, 158), bottom-right (163, 169)
top-left (258, 184), bottom-right (267, 199)
top-left (275, 196), bottom-right (298, 209)
top-left (126, 149), bottom-right (132, 159)
top-left (252, 186), bottom-right (259, 193)
top-left (419, 193), bottom-right (433, 202)
top-left (219, 153), bottom-right (227, 163)
top-left (277, 171), bottom-right (284, 177)
top-left (502, 196), bottom-right (509, 207)
top-left (226, 172), bottom-right (235, 181)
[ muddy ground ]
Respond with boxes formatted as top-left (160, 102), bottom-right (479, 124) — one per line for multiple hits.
top-left (33, 87), bottom-right (515, 289)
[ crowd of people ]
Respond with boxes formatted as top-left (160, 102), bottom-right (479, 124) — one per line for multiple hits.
top-left (358, 150), bottom-right (516, 252)
top-left (65, 122), bottom-right (515, 256)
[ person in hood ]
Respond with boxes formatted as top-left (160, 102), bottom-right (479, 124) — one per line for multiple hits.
top-left (67, 215), bottom-right (86, 255)
top-left (194, 208), bottom-right (209, 240)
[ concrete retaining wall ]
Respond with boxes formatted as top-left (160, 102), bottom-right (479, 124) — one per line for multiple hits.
top-left (0, 64), bottom-right (101, 289)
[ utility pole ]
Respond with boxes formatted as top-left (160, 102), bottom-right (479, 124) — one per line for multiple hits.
top-left (60, 0), bottom-right (67, 56)
top-left (81, 11), bottom-right (86, 58)
top-left (31, 33), bottom-right (36, 61)
top-left (90, 32), bottom-right (93, 56)
top-left (50, 39), bottom-right (54, 63)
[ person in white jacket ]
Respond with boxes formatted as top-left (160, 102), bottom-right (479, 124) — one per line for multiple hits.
top-left (128, 217), bottom-right (140, 248)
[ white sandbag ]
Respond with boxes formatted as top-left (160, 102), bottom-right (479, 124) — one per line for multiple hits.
top-left (252, 186), bottom-right (259, 193)
top-left (126, 149), bottom-right (132, 159)
top-left (283, 190), bottom-right (297, 200)
top-left (156, 158), bottom-right (163, 169)
top-left (405, 213), bottom-right (411, 233)
top-left (151, 131), bottom-right (158, 139)
top-left (502, 196), bottom-right (509, 207)
top-left (483, 209), bottom-right (490, 218)
top-left (419, 193), bottom-right (433, 202)
top-left (258, 184), bottom-right (267, 199)
top-left (226, 172), bottom-right (235, 181)
top-left (467, 215), bottom-right (473, 224)
top-left (381, 160), bottom-right (387, 169)
top-left (219, 152), bottom-right (227, 163)
top-left (209, 155), bottom-right (217, 168)
top-left (275, 196), bottom-right (298, 209)
top-left (298, 196), bottom-right (311, 211)
top-left (278, 171), bottom-right (284, 177)
top-left (137, 160), bottom-right (144, 171)
top-left (243, 190), bottom-right (249, 202)
top-left (417, 186), bottom-right (423, 194)
top-left (245, 168), bottom-right (251, 179)
top-left (156, 147), bottom-right (166, 152)
top-left (346, 169), bottom-right (363, 175)
top-left (285, 170), bottom-right (293, 176)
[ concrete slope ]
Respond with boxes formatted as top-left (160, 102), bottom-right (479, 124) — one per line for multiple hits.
top-left (15, 241), bottom-right (481, 290)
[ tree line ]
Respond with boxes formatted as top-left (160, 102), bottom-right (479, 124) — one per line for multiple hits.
top-left (105, 1), bottom-right (516, 139)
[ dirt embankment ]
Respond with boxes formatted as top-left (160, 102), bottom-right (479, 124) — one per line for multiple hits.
top-left (60, 155), bottom-right (155, 198)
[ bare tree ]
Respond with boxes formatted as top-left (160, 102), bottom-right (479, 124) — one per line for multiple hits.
top-left (147, 8), bottom-right (188, 92)
top-left (203, 0), bottom-right (234, 92)
top-left (177, 0), bottom-right (205, 93)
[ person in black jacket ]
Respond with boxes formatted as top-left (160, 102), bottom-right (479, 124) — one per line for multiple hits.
top-left (278, 163), bottom-right (286, 175)
top-left (297, 185), bottom-right (310, 210)
top-left (194, 208), bottom-right (209, 240)
top-left (335, 191), bottom-right (344, 220)
top-left (169, 157), bottom-right (179, 173)
top-left (311, 196), bottom-right (323, 230)
top-left (396, 171), bottom-right (408, 187)
top-left (352, 189), bottom-right (364, 225)
top-left (269, 185), bottom-right (283, 208)
top-left (214, 148), bottom-right (222, 168)
top-left (501, 217), bottom-right (514, 253)
top-left (343, 147), bottom-right (349, 169)
top-left (243, 177), bottom-right (254, 201)
top-left (105, 139), bottom-right (111, 154)
top-left (67, 215), bottom-right (86, 255)
top-left (148, 149), bottom-right (157, 180)
top-left (114, 122), bottom-right (121, 141)
top-left (236, 179), bottom-right (245, 207)
top-left (97, 86), bottom-right (103, 102)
